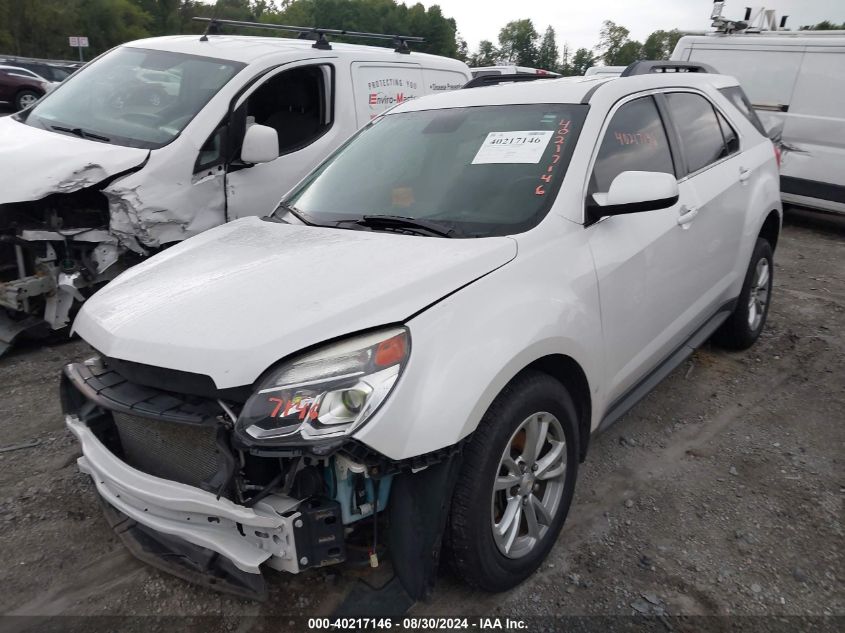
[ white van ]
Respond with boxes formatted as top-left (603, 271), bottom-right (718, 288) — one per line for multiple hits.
top-left (0, 25), bottom-right (470, 352)
top-left (584, 66), bottom-right (625, 77)
top-left (470, 65), bottom-right (560, 78)
top-left (671, 33), bottom-right (845, 214)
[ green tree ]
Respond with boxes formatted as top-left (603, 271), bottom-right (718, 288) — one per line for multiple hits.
top-left (641, 28), bottom-right (683, 60)
top-left (597, 19), bottom-right (641, 66)
top-left (78, 0), bottom-right (152, 56)
top-left (536, 25), bottom-right (559, 72)
top-left (0, 0), bottom-right (463, 61)
top-left (497, 18), bottom-right (538, 67)
top-left (800, 20), bottom-right (845, 30)
top-left (570, 47), bottom-right (597, 76)
top-left (469, 39), bottom-right (498, 67)
top-left (455, 32), bottom-right (469, 62)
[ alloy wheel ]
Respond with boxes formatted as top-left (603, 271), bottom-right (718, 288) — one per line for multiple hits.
top-left (491, 412), bottom-right (567, 559)
top-left (19, 93), bottom-right (38, 108)
top-left (748, 257), bottom-right (771, 331)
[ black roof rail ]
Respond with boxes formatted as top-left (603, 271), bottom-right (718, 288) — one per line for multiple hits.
top-left (620, 60), bottom-right (718, 77)
top-left (462, 73), bottom-right (556, 89)
top-left (192, 17), bottom-right (424, 53)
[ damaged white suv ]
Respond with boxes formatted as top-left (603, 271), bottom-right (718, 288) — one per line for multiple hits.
top-left (62, 62), bottom-right (782, 602)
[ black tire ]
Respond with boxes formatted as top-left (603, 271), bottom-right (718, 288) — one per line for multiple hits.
top-left (15, 89), bottom-right (42, 111)
top-left (713, 237), bottom-right (774, 350)
top-left (447, 370), bottom-right (579, 592)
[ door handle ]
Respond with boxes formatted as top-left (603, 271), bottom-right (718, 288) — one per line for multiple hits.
top-left (739, 167), bottom-right (751, 182)
top-left (677, 205), bottom-right (698, 226)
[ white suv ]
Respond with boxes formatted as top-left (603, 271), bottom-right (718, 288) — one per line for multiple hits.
top-left (62, 63), bottom-right (782, 602)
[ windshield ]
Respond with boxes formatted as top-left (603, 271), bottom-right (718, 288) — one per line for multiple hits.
top-left (282, 103), bottom-right (588, 238)
top-left (23, 47), bottom-right (244, 149)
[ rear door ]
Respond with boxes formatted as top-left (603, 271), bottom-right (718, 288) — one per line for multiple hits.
top-left (350, 62), bottom-right (423, 126)
top-left (662, 91), bottom-right (748, 304)
top-left (0, 70), bottom-right (12, 102)
top-left (779, 47), bottom-right (845, 212)
top-left (421, 66), bottom-right (469, 95)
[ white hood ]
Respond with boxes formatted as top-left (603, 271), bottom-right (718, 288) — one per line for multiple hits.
top-left (75, 217), bottom-right (517, 388)
top-left (0, 117), bottom-right (148, 203)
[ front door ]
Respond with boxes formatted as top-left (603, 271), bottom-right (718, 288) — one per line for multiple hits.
top-left (224, 62), bottom-right (349, 220)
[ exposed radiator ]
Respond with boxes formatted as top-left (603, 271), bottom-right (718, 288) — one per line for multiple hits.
top-left (112, 411), bottom-right (224, 489)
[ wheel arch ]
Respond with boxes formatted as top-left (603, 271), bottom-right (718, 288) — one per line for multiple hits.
top-left (517, 354), bottom-right (592, 463)
top-left (759, 209), bottom-right (782, 252)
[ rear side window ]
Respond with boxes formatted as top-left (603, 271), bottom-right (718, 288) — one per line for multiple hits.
top-left (715, 109), bottom-right (739, 155)
top-left (665, 92), bottom-right (727, 174)
top-left (589, 96), bottom-right (675, 195)
top-left (719, 86), bottom-right (767, 136)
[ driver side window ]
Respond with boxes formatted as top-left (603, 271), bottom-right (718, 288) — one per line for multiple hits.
top-left (233, 64), bottom-right (333, 162)
top-left (588, 96), bottom-right (675, 199)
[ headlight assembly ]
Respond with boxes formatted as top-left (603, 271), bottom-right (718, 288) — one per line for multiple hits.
top-left (236, 327), bottom-right (409, 444)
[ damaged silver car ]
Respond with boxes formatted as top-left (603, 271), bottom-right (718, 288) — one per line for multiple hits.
top-left (0, 28), bottom-right (471, 353)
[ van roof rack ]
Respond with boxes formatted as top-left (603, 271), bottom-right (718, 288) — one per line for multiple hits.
top-left (462, 74), bottom-right (556, 89)
top-left (192, 17), bottom-right (424, 54)
top-left (620, 60), bottom-right (717, 76)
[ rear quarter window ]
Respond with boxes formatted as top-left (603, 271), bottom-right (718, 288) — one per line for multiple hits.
top-left (719, 86), bottom-right (767, 136)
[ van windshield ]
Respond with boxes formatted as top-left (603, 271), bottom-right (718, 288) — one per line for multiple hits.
top-left (281, 103), bottom-right (588, 238)
top-left (22, 47), bottom-right (244, 149)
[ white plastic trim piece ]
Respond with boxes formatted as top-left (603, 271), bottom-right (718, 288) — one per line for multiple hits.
top-left (66, 414), bottom-right (301, 574)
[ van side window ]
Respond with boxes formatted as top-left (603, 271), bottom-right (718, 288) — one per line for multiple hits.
top-left (589, 96), bottom-right (674, 196)
top-left (235, 64), bottom-right (333, 160)
top-left (718, 86), bottom-right (767, 136)
top-left (715, 109), bottom-right (739, 156)
top-left (194, 125), bottom-right (226, 174)
top-left (665, 92), bottom-right (727, 174)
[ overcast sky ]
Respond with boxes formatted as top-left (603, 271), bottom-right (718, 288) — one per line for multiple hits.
top-left (419, 0), bottom-right (845, 54)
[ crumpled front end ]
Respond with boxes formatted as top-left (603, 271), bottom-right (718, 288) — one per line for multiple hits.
top-left (0, 115), bottom-right (228, 355)
top-left (60, 355), bottom-right (401, 600)
top-left (0, 190), bottom-right (131, 353)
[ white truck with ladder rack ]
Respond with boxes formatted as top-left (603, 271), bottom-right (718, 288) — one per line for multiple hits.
top-left (0, 18), bottom-right (471, 354)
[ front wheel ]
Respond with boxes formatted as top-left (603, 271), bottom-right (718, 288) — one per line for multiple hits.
top-left (447, 371), bottom-right (579, 592)
top-left (713, 238), bottom-right (774, 350)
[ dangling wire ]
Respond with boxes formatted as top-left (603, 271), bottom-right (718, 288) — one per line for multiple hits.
top-left (370, 477), bottom-right (380, 568)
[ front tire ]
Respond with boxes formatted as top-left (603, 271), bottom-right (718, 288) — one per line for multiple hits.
top-left (713, 237), bottom-right (774, 350)
top-left (447, 371), bottom-right (579, 592)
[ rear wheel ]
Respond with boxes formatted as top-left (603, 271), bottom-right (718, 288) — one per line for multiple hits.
top-left (16, 90), bottom-right (41, 110)
top-left (447, 371), bottom-right (579, 591)
top-left (713, 238), bottom-right (774, 350)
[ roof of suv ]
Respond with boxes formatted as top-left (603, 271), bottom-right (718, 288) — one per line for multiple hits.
top-left (124, 35), bottom-right (469, 69)
top-left (392, 72), bottom-right (741, 113)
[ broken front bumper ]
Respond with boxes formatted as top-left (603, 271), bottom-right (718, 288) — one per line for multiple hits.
top-left (66, 414), bottom-right (303, 598)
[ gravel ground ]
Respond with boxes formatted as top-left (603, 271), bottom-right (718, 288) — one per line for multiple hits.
top-left (0, 209), bottom-right (842, 628)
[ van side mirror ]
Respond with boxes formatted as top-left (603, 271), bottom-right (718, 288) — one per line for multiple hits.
top-left (587, 171), bottom-right (679, 223)
top-left (241, 124), bottom-right (279, 164)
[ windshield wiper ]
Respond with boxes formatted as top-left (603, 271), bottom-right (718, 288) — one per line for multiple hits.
top-left (355, 215), bottom-right (458, 238)
top-left (50, 125), bottom-right (110, 142)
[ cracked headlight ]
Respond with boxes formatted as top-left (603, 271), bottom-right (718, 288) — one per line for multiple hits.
top-left (236, 327), bottom-right (409, 443)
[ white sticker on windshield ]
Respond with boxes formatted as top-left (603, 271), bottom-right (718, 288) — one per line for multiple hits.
top-left (471, 131), bottom-right (553, 165)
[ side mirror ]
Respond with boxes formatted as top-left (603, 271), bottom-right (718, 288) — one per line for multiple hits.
top-left (241, 124), bottom-right (279, 164)
top-left (587, 171), bottom-right (679, 223)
